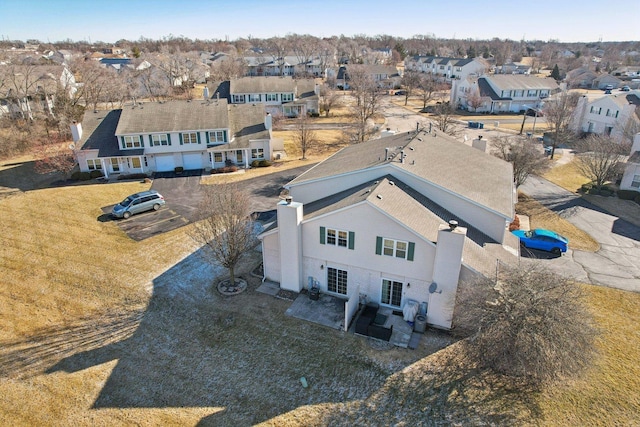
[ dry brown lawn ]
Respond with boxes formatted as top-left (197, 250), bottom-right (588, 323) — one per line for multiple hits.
top-left (516, 193), bottom-right (600, 252)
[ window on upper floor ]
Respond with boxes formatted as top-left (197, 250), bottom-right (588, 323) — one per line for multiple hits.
top-left (527, 89), bottom-right (537, 97)
top-left (122, 135), bottom-right (142, 148)
top-left (513, 90), bottom-right (524, 97)
top-left (151, 134), bottom-right (169, 146)
top-left (181, 132), bottom-right (198, 144)
top-left (208, 130), bottom-right (227, 144)
top-left (281, 93), bottom-right (293, 102)
top-left (375, 236), bottom-right (415, 261)
top-left (632, 174), bottom-right (640, 188)
top-left (265, 93), bottom-right (278, 102)
top-left (232, 94), bottom-right (246, 103)
top-left (248, 94), bottom-right (262, 102)
top-left (590, 106), bottom-right (595, 113)
top-left (319, 226), bottom-right (354, 249)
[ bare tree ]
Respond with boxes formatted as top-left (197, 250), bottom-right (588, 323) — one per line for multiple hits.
top-left (619, 108), bottom-right (640, 145)
top-left (416, 73), bottom-right (440, 110)
top-left (400, 70), bottom-right (421, 106)
top-left (75, 60), bottom-right (115, 111)
top-left (432, 101), bottom-right (457, 135)
top-left (189, 184), bottom-right (259, 287)
top-left (573, 134), bottom-right (630, 189)
top-left (33, 142), bottom-right (77, 179)
top-left (345, 65), bottom-right (383, 143)
top-left (491, 135), bottom-right (551, 188)
top-left (455, 264), bottom-right (597, 387)
top-left (466, 89), bottom-right (484, 113)
top-left (319, 84), bottom-right (341, 117)
top-left (209, 54), bottom-right (246, 81)
top-left (542, 91), bottom-right (580, 159)
top-left (292, 114), bottom-right (318, 159)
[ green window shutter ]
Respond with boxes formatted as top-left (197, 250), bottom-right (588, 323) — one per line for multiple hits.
top-left (197, 132), bottom-right (201, 144)
top-left (179, 133), bottom-right (183, 145)
top-left (120, 136), bottom-right (125, 149)
top-left (149, 135), bottom-right (153, 147)
top-left (375, 236), bottom-right (382, 255)
top-left (348, 231), bottom-right (355, 250)
top-left (320, 226), bottom-right (325, 244)
top-left (140, 135), bottom-right (144, 146)
top-left (206, 132), bottom-right (210, 144)
top-left (407, 242), bottom-right (415, 261)
top-left (167, 134), bottom-right (172, 146)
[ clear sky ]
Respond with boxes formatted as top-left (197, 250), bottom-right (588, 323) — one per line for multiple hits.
top-left (1, 0), bottom-right (638, 44)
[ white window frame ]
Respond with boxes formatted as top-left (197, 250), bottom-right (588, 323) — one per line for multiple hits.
top-left (383, 238), bottom-right (408, 259)
top-left (327, 267), bottom-right (348, 295)
top-left (251, 148), bottom-right (264, 159)
top-left (87, 159), bottom-right (102, 170)
top-left (248, 94), bottom-right (261, 102)
top-left (265, 93), bottom-right (278, 102)
top-left (209, 130), bottom-right (226, 144)
top-left (123, 135), bottom-right (142, 148)
top-left (236, 150), bottom-right (243, 163)
top-left (232, 94), bottom-right (246, 103)
top-left (381, 279), bottom-right (403, 308)
top-left (281, 93), bottom-right (293, 102)
top-left (213, 152), bottom-right (223, 163)
top-left (326, 228), bottom-right (348, 247)
top-left (631, 174), bottom-right (640, 188)
top-left (151, 134), bottom-right (168, 146)
top-left (182, 132), bottom-right (197, 144)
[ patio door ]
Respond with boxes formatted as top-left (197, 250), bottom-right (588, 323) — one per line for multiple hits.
top-left (381, 279), bottom-right (403, 308)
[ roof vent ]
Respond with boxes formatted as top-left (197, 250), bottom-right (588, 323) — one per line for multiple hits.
top-left (377, 194), bottom-right (383, 200)
top-left (449, 220), bottom-right (459, 230)
top-left (389, 181), bottom-right (395, 186)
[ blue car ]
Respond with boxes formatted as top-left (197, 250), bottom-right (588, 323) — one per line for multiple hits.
top-left (512, 228), bottom-right (568, 255)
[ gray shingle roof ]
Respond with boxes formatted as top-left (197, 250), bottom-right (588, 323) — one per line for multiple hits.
top-left (230, 76), bottom-right (297, 94)
top-left (288, 130), bottom-right (514, 217)
top-left (484, 75), bottom-right (559, 92)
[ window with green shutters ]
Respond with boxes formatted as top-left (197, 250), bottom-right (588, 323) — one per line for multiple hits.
top-left (320, 226), bottom-right (354, 250)
top-left (375, 236), bottom-right (415, 261)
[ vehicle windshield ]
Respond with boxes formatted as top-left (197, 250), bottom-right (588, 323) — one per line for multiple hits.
top-left (119, 196), bottom-right (135, 207)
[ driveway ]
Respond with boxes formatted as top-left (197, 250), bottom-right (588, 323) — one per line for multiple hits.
top-left (520, 175), bottom-right (640, 292)
top-left (109, 165), bottom-right (315, 241)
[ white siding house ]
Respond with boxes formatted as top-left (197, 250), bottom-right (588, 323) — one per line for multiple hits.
top-left (73, 100), bottom-right (279, 177)
top-left (259, 130), bottom-right (518, 330)
top-left (620, 133), bottom-right (640, 192)
top-left (571, 91), bottom-right (640, 139)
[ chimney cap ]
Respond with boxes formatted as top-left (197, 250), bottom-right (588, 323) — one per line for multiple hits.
top-left (449, 220), bottom-right (458, 230)
top-left (285, 196), bottom-right (293, 204)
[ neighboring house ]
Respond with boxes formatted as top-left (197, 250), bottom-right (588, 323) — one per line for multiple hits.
top-left (566, 67), bottom-right (598, 89)
top-left (612, 66), bottom-right (640, 78)
top-left (0, 65), bottom-right (77, 119)
top-left (592, 74), bottom-right (623, 90)
top-left (620, 133), bottom-right (640, 192)
top-left (451, 74), bottom-right (559, 113)
top-left (571, 91), bottom-right (640, 138)
top-left (331, 64), bottom-right (401, 89)
top-left (73, 99), bottom-right (281, 177)
top-left (496, 62), bottom-right (532, 75)
top-left (243, 55), bottom-right (324, 77)
top-left (259, 130), bottom-right (519, 331)
top-left (404, 56), bottom-right (489, 82)
top-left (209, 76), bottom-right (319, 117)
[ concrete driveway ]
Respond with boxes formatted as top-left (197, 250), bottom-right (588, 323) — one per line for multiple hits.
top-left (520, 175), bottom-right (640, 292)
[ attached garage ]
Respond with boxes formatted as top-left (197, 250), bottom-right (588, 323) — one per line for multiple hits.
top-left (155, 154), bottom-right (176, 172)
top-left (182, 152), bottom-right (203, 170)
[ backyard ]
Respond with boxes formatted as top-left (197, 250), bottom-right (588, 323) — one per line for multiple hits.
top-left (0, 122), bottom-right (639, 425)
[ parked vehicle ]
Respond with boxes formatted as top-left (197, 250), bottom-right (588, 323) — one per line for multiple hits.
top-left (112, 190), bottom-right (165, 219)
top-left (604, 84), bottom-right (614, 90)
top-left (526, 108), bottom-right (543, 117)
top-left (620, 86), bottom-right (631, 91)
top-left (604, 89), bottom-right (612, 94)
top-left (512, 228), bottom-right (568, 255)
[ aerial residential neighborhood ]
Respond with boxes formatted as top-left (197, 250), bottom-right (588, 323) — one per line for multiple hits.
top-left (1, 2), bottom-right (640, 425)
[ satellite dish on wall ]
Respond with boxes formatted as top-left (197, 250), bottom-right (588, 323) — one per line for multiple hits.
top-left (429, 282), bottom-right (441, 294)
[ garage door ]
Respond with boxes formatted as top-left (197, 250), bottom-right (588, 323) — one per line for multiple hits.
top-left (182, 152), bottom-right (203, 170)
top-left (155, 154), bottom-right (176, 172)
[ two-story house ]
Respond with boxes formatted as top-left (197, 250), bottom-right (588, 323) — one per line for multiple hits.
top-left (259, 130), bottom-right (519, 330)
top-left (243, 55), bottom-right (324, 77)
top-left (571, 91), bottom-right (640, 138)
top-left (73, 99), bottom-right (280, 177)
top-left (451, 75), bottom-right (559, 113)
top-left (620, 133), bottom-right (640, 192)
top-left (330, 65), bottom-right (401, 90)
top-left (209, 76), bottom-right (319, 117)
top-left (404, 56), bottom-right (489, 82)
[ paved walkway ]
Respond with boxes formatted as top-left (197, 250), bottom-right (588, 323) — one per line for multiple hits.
top-left (520, 175), bottom-right (640, 292)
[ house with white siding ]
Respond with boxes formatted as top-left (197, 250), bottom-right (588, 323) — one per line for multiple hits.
top-left (73, 99), bottom-right (281, 177)
top-left (259, 130), bottom-right (519, 330)
top-left (620, 133), bottom-right (640, 192)
top-left (451, 74), bottom-right (559, 113)
top-left (209, 76), bottom-right (319, 117)
top-left (404, 56), bottom-right (489, 82)
top-left (571, 91), bottom-right (640, 138)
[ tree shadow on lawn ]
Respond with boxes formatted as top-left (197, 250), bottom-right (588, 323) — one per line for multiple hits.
top-left (6, 246), bottom-right (542, 425)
